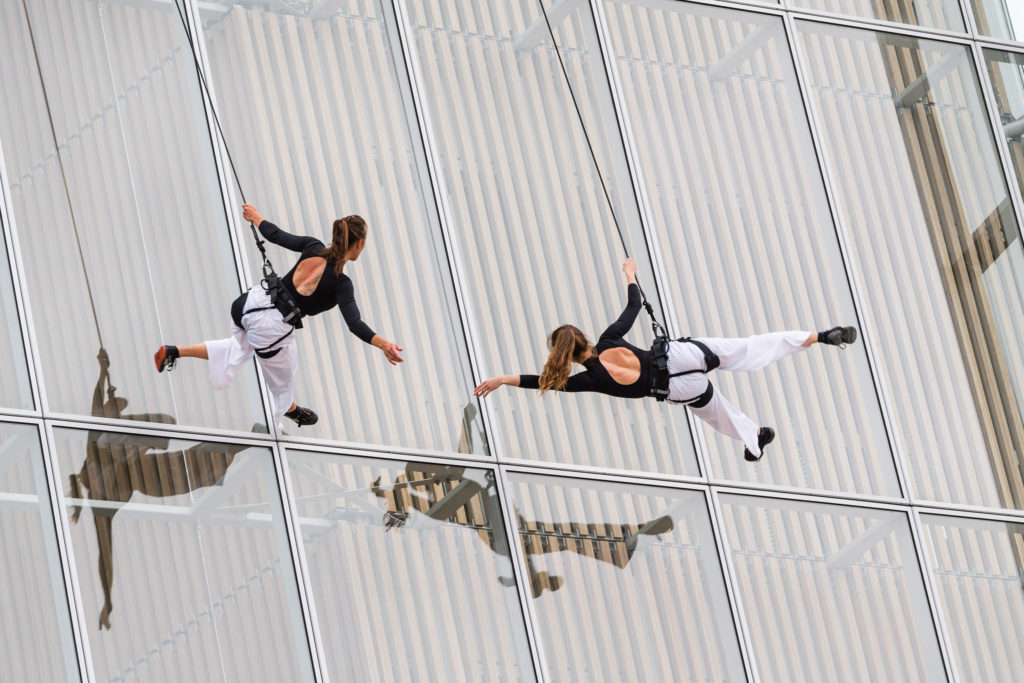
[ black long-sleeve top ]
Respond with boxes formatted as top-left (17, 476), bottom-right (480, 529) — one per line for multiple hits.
top-left (518, 283), bottom-right (651, 399)
top-left (259, 220), bottom-right (376, 344)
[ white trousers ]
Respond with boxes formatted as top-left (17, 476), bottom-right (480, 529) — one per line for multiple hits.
top-left (667, 331), bottom-right (810, 455)
top-left (205, 287), bottom-right (298, 430)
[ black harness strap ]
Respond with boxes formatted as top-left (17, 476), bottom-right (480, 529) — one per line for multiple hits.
top-left (651, 338), bottom-right (722, 404)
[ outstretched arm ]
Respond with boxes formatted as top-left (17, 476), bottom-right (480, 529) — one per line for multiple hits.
top-left (474, 372), bottom-right (599, 396)
top-left (243, 204), bottom-right (321, 253)
top-left (598, 259), bottom-right (641, 342)
top-left (337, 279), bottom-right (404, 365)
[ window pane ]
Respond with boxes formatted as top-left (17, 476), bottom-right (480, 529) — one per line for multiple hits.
top-left (921, 515), bottom-right (1024, 681)
top-left (720, 495), bottom-right (944, 682)
top-left (798, 23), bottom-right (1024, 509)
top-left (508, 473), bottom-right (745, 682)
top-left (0, 214), bottom-right (32, 410)
top-left (603, 2), bottom-right (897, 495)
top-left (789, 0), bottom-right (965, 31)
top-left (196, 2), bottom-right (484, 453)
top-left (287, 452), bottom-right (534, 681)
top-left (54, 427), bottom-right (313, 681)
top-left (406, 1), bottom-right (696, 473)
top-left (0, 0), bottom-right (264, 431)
top-left (0, 422), bottom-right (79, 681)
top-left (971, 0), bottom-right (1024, 41)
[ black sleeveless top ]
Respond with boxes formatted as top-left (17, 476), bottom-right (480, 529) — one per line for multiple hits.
top-left (518, 284), bottom-right (651, 399)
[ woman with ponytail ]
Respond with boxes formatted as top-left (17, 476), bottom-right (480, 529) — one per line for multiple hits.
top-left (153, 204), bottom-right (403, 431)
top-left (474, 258), bottom-right (857, 462)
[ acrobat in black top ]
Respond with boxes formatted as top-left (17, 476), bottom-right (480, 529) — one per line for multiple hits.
top-left (257, 220), bottom-right (376, 344)
top-left (518, 283), bottom-right (652, 398)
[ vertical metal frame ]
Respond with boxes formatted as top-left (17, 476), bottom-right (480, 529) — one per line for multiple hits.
top-left (907, 507), bottom-right (961, 681)
top-left (0, 130), bottom-right (49, 416)
top-left (781, 12), bottom-right (914, 502)
top-left (388, 0), bottom-right (507, 461)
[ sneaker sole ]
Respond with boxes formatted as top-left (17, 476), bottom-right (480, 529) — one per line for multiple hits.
top-left (154, 346), bottom-right (170, 372)
top-left (841, 327), bottom-right (858, 345)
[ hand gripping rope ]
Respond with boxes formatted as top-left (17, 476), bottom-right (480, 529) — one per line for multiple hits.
top-left (536, 0), bottom-right (680, 400)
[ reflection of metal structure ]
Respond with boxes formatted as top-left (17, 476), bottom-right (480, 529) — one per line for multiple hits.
top-left (366, 463), bottom-right (674, 598)
top-left (66, 351), bottom-right (251, 629)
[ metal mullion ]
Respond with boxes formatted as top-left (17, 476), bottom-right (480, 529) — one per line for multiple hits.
top-left (781, 12), bottom-right (913, 502)
top-left (784, 7), bottom-right (973, 41)
top-left (915, 504), bottom-right (1024, 524)
top-left (40, 420), bottom-right (95, 682)
top-left (269, 443), bottom-right (327, 682)
top-left (970, 41), bottom-right (1024, 263)
top-left (957, 0), bottom-right (980, 38)
top-left (495, 464), bottom-right (551, 682)
top-left (277, 431), bottom-right (497, 467)
top-left (909, 497), bottom-right (1024, 520)
top-left (707, 487), bottom-right (761, 683)
top-left (180, 0), bottom-right (280, 438)
top-left (43, 411), bottom-right (275, 444)
top-left (907, 506), bottom-right (961, 681)
top-left (282, 439), bottom-right (503, 473)
top-left (587, 0), bottom-right (721, 480)
top-left (0, 135), bottom-right (47, 415)
top-left (977, 38), bottom-right (1024, 53)
top-left (0, 407), bottom-right (44, 421)
top-left (388, 0), bottom-right (506, 461)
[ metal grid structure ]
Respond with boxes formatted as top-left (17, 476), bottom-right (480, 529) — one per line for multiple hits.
top-left (2, 0), bottom-right (1024, 680)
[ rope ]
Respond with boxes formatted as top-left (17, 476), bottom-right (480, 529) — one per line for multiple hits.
top-left (20, 0), bottom-right (119, 399)
top-left (536, 0), bottom-right (666, 337)
top-left (171, 0), bottom-right (274, 276)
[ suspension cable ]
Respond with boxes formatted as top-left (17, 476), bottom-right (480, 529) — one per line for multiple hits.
top-left (536, 0), bottom-right (665, 336)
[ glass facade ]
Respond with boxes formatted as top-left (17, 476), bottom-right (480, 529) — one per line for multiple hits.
top-left (2, 0), bottom-right (1024, 680)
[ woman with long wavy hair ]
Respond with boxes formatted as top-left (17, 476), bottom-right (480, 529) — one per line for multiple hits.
top-left (474, 258), bottom-right (856, 461)
top-left (153, 204), bottom-right (403, 430)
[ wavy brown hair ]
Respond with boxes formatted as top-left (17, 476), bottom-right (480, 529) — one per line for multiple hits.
top-left (538, 325), bottom-right (592, 394)
top-left (318, 214), bottom-right (367, 275)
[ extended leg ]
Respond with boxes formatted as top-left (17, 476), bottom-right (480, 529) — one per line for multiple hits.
top-left (698, 331), bottom-right (812, 372)
top-left (687, 386), bottom-right (762, 456)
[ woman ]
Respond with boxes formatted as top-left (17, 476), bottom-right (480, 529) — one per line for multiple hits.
top-left (154, 204), bottom-right (403, 430)
top-left (473, 258), bottom-right (856, 461)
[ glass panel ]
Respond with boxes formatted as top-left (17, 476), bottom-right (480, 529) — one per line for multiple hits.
top-left (789, 0), bottom-right (965, 32)
top-left (287, 452), bottom-right (534, 681)
top-left (603, 2), bottom-right (897, 495)
top-left (798, 23), bottom-right (1024, 509)
top-left (54, 427), bottom-right (313, 681)
top-left (198, 2), bottom-right (484, 453)
top-left (720, 495), bottom-right (944, 682)
top-left (971, 0), bottom-right (1024, 41)
top-left (922, 514), bottom-right (1024, 681)
top-left (508, 473), bottom-right (744, 682)
top-left (0, 422), bottom-right (79, 681)
top-left (0, 212), bottom-right (32, 410)
top-left (406, 1), bottom-right (696, 473)
top-left (0, 0), bottom-right (263, 431)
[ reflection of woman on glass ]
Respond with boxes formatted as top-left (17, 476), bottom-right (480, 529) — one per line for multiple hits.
top-left (473, 259), bottom-right (856, 462)
top-left (154, 204), bottom-right (403, 430)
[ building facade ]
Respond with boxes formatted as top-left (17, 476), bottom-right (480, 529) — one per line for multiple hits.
top-left (1, 0), bottom-right (1024, 680)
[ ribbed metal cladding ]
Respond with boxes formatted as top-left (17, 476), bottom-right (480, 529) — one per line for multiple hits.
top-left (286, 452), bottom-right (534, 682)
top-left (600, 0), bottom-right (898, 495)
top-left (403, 0), bottom-right (697, 474)
top-left (0, 231), bottom-right (32, 409)
top-left (797, 21), bottom-right (1024, 509)
top-left (198, 2), bottom-right (484, 454)
top-left (0, 0), bottom-right (264, 433)
top-left (786, 0), bottom-right (966, 31)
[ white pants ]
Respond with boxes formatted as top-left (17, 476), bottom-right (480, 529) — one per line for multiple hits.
top-left (667, 331), bottom-right (810, 455)
top-left (205, 287), bottom-right (298, 430)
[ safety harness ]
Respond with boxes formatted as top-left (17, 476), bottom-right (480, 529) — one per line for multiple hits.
top-left (650, 337), bottom-right (720, 407)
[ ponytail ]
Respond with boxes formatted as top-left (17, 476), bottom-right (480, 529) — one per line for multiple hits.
top-left (318, 214), bottom-right (368, 275)
top-left (538, 325), bottom-right (591, 394)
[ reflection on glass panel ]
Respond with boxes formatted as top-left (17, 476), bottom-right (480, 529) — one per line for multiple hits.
top-left (972, 0), bottom-right (1024, 41)
top-left (407, 1), bottom-right (695, 473)
top-left (287, 453), bottom-right (534, 681)
top-left (798, 23), bottom-right (1024, 509)
top-left (0, 214), bottom-right (32, 409)
top-left (198, 2), bottom-right (483, 453)
top-left (790, 0), bottom-right (964, 31)
top-left (922, 515), bottom-right (1024, 681)
top-left (603, 2), bottom-right (896, 495)
top-left (0, 0), bottom-right (263, 431)
top-left (508, 473), bottom-right (744, 682)
top-left (721, 495), bottom-right (943, 682)
top-left (0, 423), bottom-right (79, 681)
top-left (54, 427), bottom-right (313, 681)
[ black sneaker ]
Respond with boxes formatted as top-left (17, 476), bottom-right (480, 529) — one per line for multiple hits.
top-left (819, 326), bottom-right (858, 347)
top-left (744, 427), bottom-right (775, 462)
top-left (154, 345), bottom-right (179, 372)
top-left (285, 405), bottom-right (319, 427)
